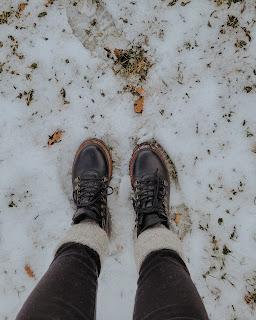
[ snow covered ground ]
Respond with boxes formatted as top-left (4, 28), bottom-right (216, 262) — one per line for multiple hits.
top-left (1, 0), bottom-right (256, 319)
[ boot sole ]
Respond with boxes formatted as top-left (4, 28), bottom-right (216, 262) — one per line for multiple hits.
top-left (129, 140), bottom-right (179, 189)
top-left (73, 138), bottom-right (113, 235)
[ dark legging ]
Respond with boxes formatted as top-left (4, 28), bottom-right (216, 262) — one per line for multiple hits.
top-left (16, 243), bottom-right (209, 320)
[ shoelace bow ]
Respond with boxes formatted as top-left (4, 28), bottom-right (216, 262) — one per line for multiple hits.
top-left (73, 176), bottom-right (113, 212)
top-left (133, 170), bottom-right (168, 223)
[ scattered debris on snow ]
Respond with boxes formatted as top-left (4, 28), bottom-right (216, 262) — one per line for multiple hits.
top-left (0, 0), bottom-right (256, 319)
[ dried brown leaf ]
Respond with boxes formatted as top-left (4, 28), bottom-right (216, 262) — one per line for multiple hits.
top-left (24, 264), bottom-right (35, 278)
top-left (48, 130), bottom-right (64, 146)
top-left (18, 3), bottom-right (27, 12)
top-left (114, 48), bottom-right (123, 58)
top-left (174, 213), bottom-right (182, 225)
top-left (134, 96), bottom-right (144, 113)
top-left (45, 0), bottom-right (56, 6)
top-left (135, 87), bottom-right (145, 96)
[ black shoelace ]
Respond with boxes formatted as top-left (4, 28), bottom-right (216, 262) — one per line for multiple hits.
top-left (133, 170), bottom-right (168, 224)
top-left (73, 176), bottom-right (113, 212)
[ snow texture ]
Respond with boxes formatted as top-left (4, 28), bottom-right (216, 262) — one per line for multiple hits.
top-left (0, 0), bottom-right (256, 319)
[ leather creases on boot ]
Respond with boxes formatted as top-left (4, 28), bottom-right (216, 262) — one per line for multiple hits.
top-left (72, 139), bottom-right (112, 231)
top-left (133, 170), bottom-right (170, 236)
top-left (130, 142), bottom-right (171, 236)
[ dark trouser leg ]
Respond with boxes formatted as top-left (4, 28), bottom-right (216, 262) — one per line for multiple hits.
top-left (16, 242), bottom-right (100, 320)
top-left (133, 249), bottom-right (209, 320)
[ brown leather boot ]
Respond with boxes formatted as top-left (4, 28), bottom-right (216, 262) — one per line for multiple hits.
top-left (72, 138), bottom-right (112, 231)
top-left (129, 141), bottom-right (171, 236)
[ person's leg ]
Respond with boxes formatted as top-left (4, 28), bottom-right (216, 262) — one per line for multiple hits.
top-left (133, 228), bottom-right (209, 320)
top-left (16, 222), bottom-right (107, 320)
top-left (16, 138), bottom-right (112, 320)
top-left (129, 141), bottom-right (209, 320)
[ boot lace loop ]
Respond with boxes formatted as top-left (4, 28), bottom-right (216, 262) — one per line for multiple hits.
top-left (73, 176), bottom-right (113, 210)
top-left (133, 170), bottom-right (168, 222)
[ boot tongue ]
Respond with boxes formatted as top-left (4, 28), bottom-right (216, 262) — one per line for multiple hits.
top-left (76, 170), bottom-right (103, 208)
top-left (73, 171), bottom-right (104, 224)
top-left (135, 171), bottom-right (170, 235)
top-left (83, 170), bottom-right (101, 179)
top-left (139, 172), bottom-right (159, 209)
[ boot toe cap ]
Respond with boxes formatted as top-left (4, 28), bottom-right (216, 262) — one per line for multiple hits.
top-left (133, 149), bottom-right (169, 180)
top-left (73, 144), bottom-right (109, 181)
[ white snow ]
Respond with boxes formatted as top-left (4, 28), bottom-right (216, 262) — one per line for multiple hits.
top-left (1, 0), bottom-right (256, 319)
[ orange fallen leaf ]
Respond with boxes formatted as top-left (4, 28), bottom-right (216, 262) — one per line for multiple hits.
top-left (18, 3), bottom-right (27, 12)
top-left (24, 264), bottom-right (35, 278)
top-left (135, 87), bottom-right (145, 96)
top-left (48, 130), bottom-right (64, 146)
top-left (174, 213), bottom-right (182, 225)
top-left (114, 48), bottom-right (123, 58)
top-left (45, 0), bottom-right (55, 6)
top-left (134, 96), bottom-right (144, 113)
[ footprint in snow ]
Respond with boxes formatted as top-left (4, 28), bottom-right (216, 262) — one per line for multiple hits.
top-left (66, 0), bottom-right (127, 57)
